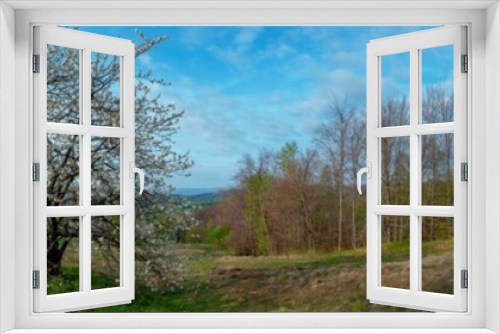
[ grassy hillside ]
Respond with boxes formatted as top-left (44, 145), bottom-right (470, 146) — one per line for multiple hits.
top-left (186, 192), bottom-right (220, 205)
top-left (46, 240), bottom-right (454, 313)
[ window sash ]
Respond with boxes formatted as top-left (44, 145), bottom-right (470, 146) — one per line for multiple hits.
top-left (32, 25), bottom-right (136, 313)
top-left (366, 26), bottom-right (467, 312)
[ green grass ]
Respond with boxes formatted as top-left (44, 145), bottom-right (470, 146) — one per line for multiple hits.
top-left (48, 267), bottom-right (119, 295)
top-left (47, 267), bottom-right (80, 295)
top-left (46, 240), bottom-right (454, 312)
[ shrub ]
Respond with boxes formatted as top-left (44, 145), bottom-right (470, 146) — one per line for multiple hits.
top-left (206, 225), bottom-right (231, 247)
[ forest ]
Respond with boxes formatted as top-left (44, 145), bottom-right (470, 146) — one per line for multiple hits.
top-left (45, 28), bottom-right (455, 312)
top-left (192, 87), bottom-right (453, 257)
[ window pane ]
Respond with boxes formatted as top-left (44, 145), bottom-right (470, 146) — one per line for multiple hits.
top-left (380, 52), bottom-right (410, 127)
top-left (381, 136), bottom-right (410, 205)
top-left (47, 44), bottom-right (80, 124)
top-left (421, 134), bottom-right (454, 206)
top-left (47, 217), bottom-right (80, 295)
top-left (91, 52), bottom-right (120, 127)
top-left (421, 216), bottom-right (453, 294)
top-left (381, 215), bottom-right (410, 290)
top-left (91, 215), bottom-right (121, 290)
top-left (421, 45), bottom-right (454, 124)
top-left (91, 137), bottom-right (120, 205)
top-left (47, 134), bottom-right (80, 206)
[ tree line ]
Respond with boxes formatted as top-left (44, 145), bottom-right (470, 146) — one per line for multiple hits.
top-left (196, 87), bottom-right (454, 256)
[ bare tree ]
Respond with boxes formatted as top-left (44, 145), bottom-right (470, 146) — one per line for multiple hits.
top-left (347, 115), bottom-right (366, 248)
top-left (421, 85), bottom-right (454, 239)
top-left (316, 98), bottom-right (355, 251)
top-left (380, 96), bottom-right (410, 243)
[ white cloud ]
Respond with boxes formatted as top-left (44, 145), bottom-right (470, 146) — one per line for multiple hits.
top-left (139, 54), bottom-right (152, 66)
top-left (327, 69), bottom-right (367, 101)
top-left (234, 27), bottom-right (263, 45)
top-left (381, 76), bottom-right (409, 99)
top-left (329, 50), bottom-right (365, 68)
top-left (205, 27), bottom-right (302, 71)
top-left (206, 27), bottom-right (264, 69)
top-left (178, 27), bottom-right (228, 48)
top-left (258, 43), bottom-right (296, 60)
top-left (283, 68), bottom-right (367, 134)
top-left (207, 45), bottom-right (249, 69)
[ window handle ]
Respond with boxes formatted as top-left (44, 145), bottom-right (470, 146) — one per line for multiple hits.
top-left (129, 162), bottom-right (145, 195)
top-left (357, 162), bottom-right (371, 195)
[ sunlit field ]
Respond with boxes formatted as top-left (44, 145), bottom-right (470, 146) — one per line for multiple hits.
top-left (47, 239), bottom-right (453, 312)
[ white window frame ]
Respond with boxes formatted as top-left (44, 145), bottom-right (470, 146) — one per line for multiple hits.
top-left (0, 1), bottom-right (499, 333)
top-left (33, 25), bottom-right (136, 313)
top-left (366, 26), bottom-right (467, 312)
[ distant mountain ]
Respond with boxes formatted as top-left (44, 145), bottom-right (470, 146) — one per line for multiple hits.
top-left (172, 188), bottom-right (221, 196)
top-left (187, 192), bottom-right (221, 205)
top-left (170, 188), bottom-right (222, 205)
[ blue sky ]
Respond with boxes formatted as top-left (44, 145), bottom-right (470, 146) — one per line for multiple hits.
top-left (77, 26), bottom-right (452, 190)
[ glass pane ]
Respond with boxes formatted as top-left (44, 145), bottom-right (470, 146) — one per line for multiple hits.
top-left (47, 134), bottom-right (80, 206)
top-left (421, 45), bottom-right (454, 124)
top-left (91, 137), bottom-right (120, 205)
top-left (91, 215), bottom-right (121, 290)
top-left (47, 217), bottom-right (80, 295)
top-left (381, 136), bottom-right (410, 205)
top-left (421, 216), bottom-right (454, 294)
top-left (421, 134), bottom-right (454, 206)
top-left (91, 52), bottom-right (120, 127)
top-left (380, 52), bottom-right (410, 127)
top-left (47, 45), bottom-right (80, 124)
top-left (381, 215), bottom-right (410, 290)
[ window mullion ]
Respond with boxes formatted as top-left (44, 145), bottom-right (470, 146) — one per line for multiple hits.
top-left (77, 47), bottom-right (84, 293)
top-left (82, 47), bottom-right (92, 294)
top-left (409, 47), bottom-right (420, 294)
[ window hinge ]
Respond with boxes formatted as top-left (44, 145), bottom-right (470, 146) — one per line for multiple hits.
top-left (33, 54), bottom-right (40, 73)
top-left (461, 162), bottom-right (468, 181)
top-left (461, 54), bottom-right (468, 73)
top-left (461, 270), bottom-right (468, 289)
top-left (33, 163), bottom-right (40, 182)
top-left (33, 270), bottom-right (40, 289)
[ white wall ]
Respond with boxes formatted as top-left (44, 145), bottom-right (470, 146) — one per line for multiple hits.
top-left (0, 2), bottom-right (16, 333)
top-left (485, 2), bottom-right (500, 332)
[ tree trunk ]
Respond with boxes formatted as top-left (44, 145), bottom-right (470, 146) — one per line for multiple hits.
top-left (352, 197), bottom-right (356, 249)
top-left (47, 246), bottom-right (64, 276)
top-left (47, 238), bottom-right (71, 276)
top-left (338, 180), bottom-right (343, 252)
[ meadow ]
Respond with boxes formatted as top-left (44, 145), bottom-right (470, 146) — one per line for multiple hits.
top-left (48, 239), bottom-right (453, 312)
